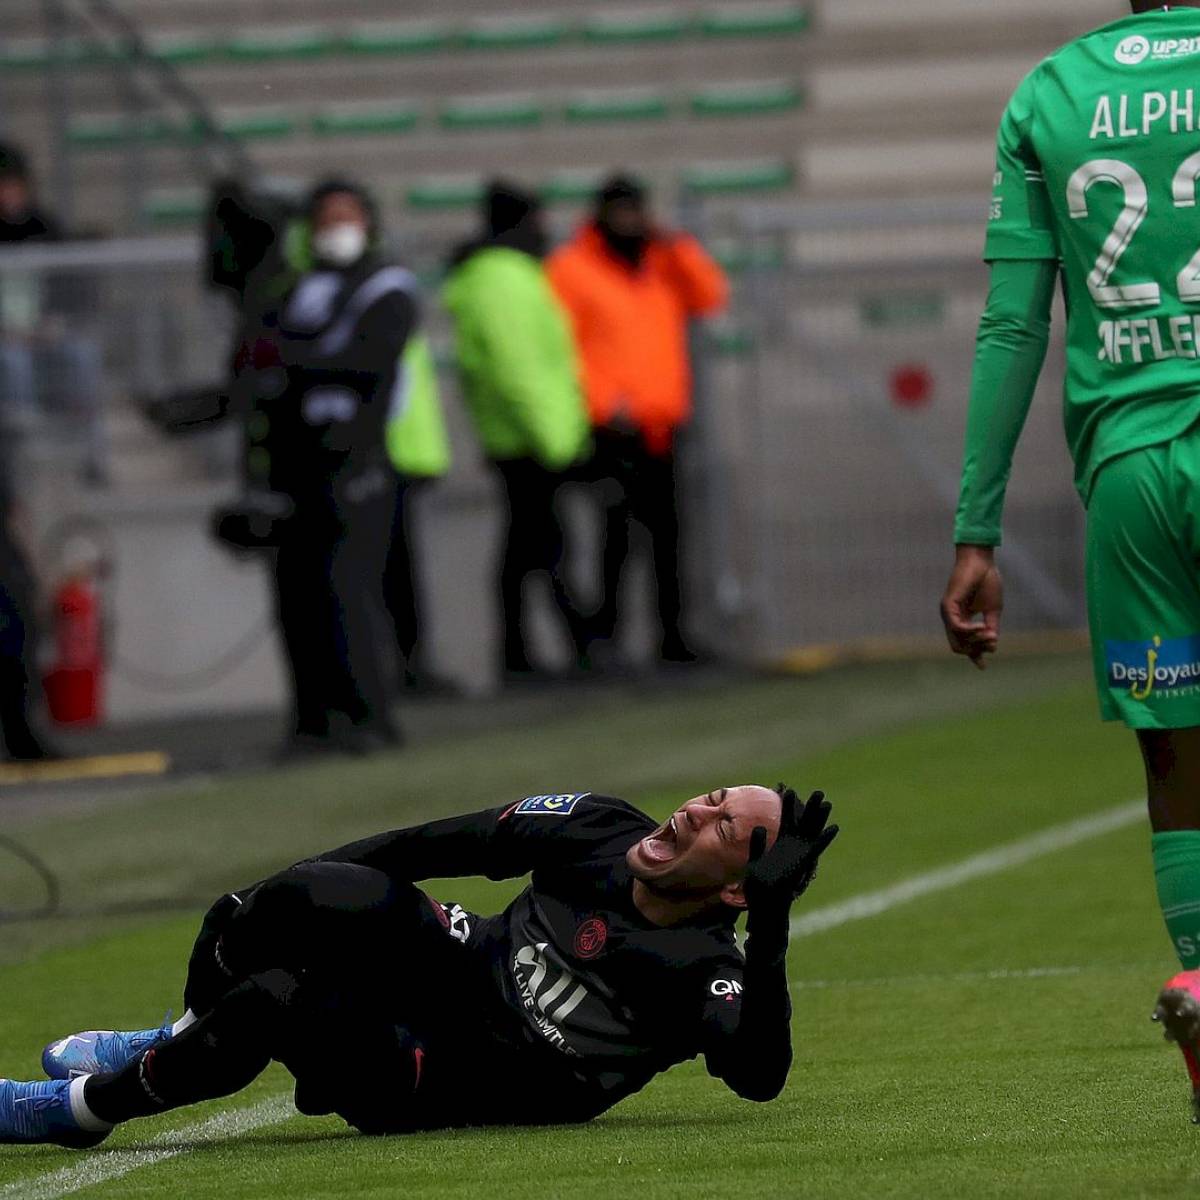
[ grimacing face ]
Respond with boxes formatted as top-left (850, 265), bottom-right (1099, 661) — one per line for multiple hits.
top-left (626, 785), bottom-right (782, 903)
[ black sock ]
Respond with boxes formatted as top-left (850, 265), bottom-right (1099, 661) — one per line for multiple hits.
top-left (84, 972), bottom-right (295, 1124)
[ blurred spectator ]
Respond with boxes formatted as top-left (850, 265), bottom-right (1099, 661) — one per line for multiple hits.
top-left (0, 442), bottom-right (52, 761)
top-left (443, 181), bottom-right (590, 682)
top-left (383, 335), bottom-right (457, 695)
top-left (0, 142), bottom-right (108, 484)
top-left (548, 175), bottom-right (728, 665)
top-left (245, 178), bottom-right (418, 755)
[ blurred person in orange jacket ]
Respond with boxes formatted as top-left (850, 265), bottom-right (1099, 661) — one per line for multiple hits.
top-left (547, 175), bottom-right (728, 666)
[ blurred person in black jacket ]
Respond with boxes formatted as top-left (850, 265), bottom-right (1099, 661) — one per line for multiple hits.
top-left (241, 179), bottom-right (418, 756)
top-left (0, 444), bottom-right (53, 762)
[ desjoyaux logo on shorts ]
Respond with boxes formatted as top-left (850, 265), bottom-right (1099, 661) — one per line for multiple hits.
top-left (1106, 634), bottom-right (1200, 701)
top-left (1114, 35), bottom-right (1150, 65)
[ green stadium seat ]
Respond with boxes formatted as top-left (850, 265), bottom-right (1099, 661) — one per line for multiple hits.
top-left (711, 241), bottom-right (788, 274)
top-left (541, 172), bottom-right (607, 204)
top-left (581, 13), bottom-right (690, 44)
top-left (699, 4), bottom-right (809, 38)
top-left (67, 116), bottom-right (182, 149)
top-left (216, 112), bottom-right (297, 141)
top-left (406, 178), bottom-right (486, 211)
top-left (460, 18), bottom-right (571, 51)
top-left (706, 324), bottom-right (756, 356)
top-left (691, 82), bottom-right (804, 118)
top-left (0, 41), bottom-right (51, 70)
top-left (312, 105), bottom-right (421, 137)
top-left (143, 190), bottom-right (206, 227)
top-left (224, 29), bottom-right (336, 63)
top-left (565, 90), bottom-right (671, 124)
top-left (147, 34), bottom-right (221, 66)
top-left (439, 97), bottom-right (543, 131)
top-left (341, 24), bottom-right (454, 57)
top-left (681, 159), bottom-right (795, 195)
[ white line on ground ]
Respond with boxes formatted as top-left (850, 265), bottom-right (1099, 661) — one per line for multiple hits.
top-left (790, 799), bottom-right (1145, 939)
top-left (4, 798), bottom-right (1147, 1199)
top-left (788, 961), bottom-right (1165, 993)
top-left (0, 1094), bottom-right (294, 1200)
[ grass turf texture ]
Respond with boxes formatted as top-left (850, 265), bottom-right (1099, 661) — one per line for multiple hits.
top-left (2, 654), bottom-right (1200, 1196)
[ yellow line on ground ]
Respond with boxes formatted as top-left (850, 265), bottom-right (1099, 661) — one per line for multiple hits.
top-left (0, 752), bottom-right (171, 786)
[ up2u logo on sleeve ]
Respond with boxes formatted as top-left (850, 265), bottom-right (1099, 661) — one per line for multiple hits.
top-left (514, 793), bottom-right (591, 815)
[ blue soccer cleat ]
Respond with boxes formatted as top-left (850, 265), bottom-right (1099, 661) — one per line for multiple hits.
top-left (0, 1077), bottom-right (111, 1148)
top-left (42, 1023), bottom-right (172, 1081)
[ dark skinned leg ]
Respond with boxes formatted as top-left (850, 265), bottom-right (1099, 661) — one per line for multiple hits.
top-left (1139, 727), bottom-right (1200, 832)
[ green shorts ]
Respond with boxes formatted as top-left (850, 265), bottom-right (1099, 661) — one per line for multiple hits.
top-left (1087, 426), bottom-right (1200, 729)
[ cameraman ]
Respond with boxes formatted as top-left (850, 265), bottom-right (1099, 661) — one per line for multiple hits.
top-left (252, 179), bottom-right (417, 755)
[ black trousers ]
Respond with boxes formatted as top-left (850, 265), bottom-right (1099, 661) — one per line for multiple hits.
top-left (0, 547), bottom-right (43, 759)
top-left (382, 475), bottom-right (426, 670)
top-left (494, 457), bottom-right (584, 672)
top-left (586, 429), bottom-right (685, 650)
top-left (112, 863), bottom-right (608, 1134)
top-left (273, 466), bottom-right (397, 740)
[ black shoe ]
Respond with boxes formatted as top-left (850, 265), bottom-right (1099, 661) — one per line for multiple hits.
top-left (660, 636), bottom-right (703, 665)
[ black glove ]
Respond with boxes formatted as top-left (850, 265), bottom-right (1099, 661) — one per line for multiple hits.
top-left (744, 786), bottom-right (839, 916)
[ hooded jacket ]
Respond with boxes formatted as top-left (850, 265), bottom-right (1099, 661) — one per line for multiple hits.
top-left (442, 246), bottom-right (588, 470)
top-left (547, 225), bottom-right (728, 455)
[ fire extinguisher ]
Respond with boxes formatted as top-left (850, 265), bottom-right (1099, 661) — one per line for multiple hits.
top-left (41, 526), bottom-right (110, 728)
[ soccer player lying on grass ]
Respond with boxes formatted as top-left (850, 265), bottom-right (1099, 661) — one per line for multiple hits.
top-left (0, 785), bottom-right (837, 1148)
top-left (941, 0), bottom-right (1200, 1124)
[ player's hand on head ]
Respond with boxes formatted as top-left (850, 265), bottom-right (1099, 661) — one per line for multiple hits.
top-left (941, 546), bottom-right (1004, 670)
top-left (744, 787), bottom-right (839, 914)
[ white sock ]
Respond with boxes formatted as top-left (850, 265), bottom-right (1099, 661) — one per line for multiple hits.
top-left (170, 1010), bottom-right (197, 1038)
top-left (68, 1075), bottom-right (114, 1132)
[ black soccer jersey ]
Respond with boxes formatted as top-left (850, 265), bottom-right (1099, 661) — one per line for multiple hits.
top-left (317, 793), bottom-right (793, 1109)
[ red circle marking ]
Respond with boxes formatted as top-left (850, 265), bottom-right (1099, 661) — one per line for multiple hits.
top-left (574, 917), bottom-right (608, 960)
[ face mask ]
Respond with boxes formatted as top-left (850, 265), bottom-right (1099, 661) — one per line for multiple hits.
top-left (312, 223), bottom-right (368, 268)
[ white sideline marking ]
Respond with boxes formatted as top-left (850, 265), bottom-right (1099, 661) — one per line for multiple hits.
top-left (790, 799), bottom-right (1145, 939)
top-left (0, 1094), bottom-right (294, 1200)
top-left (4, 800), bottom-right (1146, 1198)
top-left (789, 962), bottom-right (1165, 993)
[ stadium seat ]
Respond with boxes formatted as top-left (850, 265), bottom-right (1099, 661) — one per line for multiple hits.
top-left (215, 111), bottom-right (296, 140)
top-left (564, 89), bottom-right (671, 124)
top-left (406, 177), bottom-right (486, 211)
top-left (311, 105), bottom-right (421, 137)
top-left (142, 189), bottom-right (205, 227)
top-left (581, 13), bottom-right (691, 44)
top-left (67, 116), bottom-right (181, 149)
top-left (224, 29), bottom-right (336, 62)
top-left (460, 18), bottom-right (571, 52)
top-left (0, 40), bottom-right (51, 70)
top-left (699, 4), bottom-right (810, 38)
top-left (690, 82), bottom-right (804, 118)
top-left (711, 241), bottom-right (788, 274)
top-left (680, 159), bottom-right (795, 194)
top-left (541, 172), bottom-right (607, 204)
top-left (341, 23), bottom-right (454, 57)
top-left (439, 97), bottom-right (543, 131)
top-left (705, 324), bottom-right (757, 356)
top-left (146, 34), bottom-right (221, 65)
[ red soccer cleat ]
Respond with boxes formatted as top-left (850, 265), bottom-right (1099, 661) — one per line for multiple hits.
top-left (1153, 970), bottom-right (1200, 1124)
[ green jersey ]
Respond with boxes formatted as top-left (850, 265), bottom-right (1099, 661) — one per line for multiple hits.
top-left (987, 7), bottom-right (1200, 504)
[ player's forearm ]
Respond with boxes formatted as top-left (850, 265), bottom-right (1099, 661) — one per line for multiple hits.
top-left (954, 258), bottom-right (1057, 546)
top-left (709, 913), bottom-right (793, 1101)
top-left (313, 810), bottom-right (502, 879)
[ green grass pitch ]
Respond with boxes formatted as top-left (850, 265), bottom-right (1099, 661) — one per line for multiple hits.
top-left (2, 654), bottom-right (1200, 1198)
